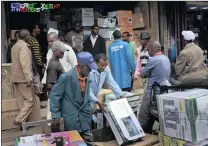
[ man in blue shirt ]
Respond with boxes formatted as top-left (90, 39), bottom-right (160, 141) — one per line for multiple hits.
top-left (89, 53), bottom-right (124, 110)
top-left (108, 30), bottom-right (136, 91)
top-left (138, 41), bottom-right (171, 134)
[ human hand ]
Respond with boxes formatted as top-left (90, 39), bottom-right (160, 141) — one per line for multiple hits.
top-left (133, 76), bottom-right (138, 81)
top-left (97, 101), bottom-right (106, 112)
top-left (26, 80), bottom-right (33, 87)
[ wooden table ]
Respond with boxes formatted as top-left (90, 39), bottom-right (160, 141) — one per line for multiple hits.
top-left (95, 134), bottom-right (159, 146)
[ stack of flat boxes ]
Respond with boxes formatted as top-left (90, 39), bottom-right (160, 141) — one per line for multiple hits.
top-left (157, 89), bottom-right (208, 146)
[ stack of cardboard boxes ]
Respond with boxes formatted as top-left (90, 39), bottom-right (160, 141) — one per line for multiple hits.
top-left (157, 89), bottom-right (208, 146)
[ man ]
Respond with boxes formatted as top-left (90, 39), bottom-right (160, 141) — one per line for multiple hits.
top-left (66, 21), bottom-right (73, 33)
top-left (41, 31), bottom-right (77, 85)
top-left (11, 29), bottom-right (36, 126)
top-left (108, 30), bottom-right (136, 91)
top-left (58, 30), bottom-right (66, 42)
top-left (122, 31), bottom-right (136, 62)
top-left (50, 52), bottom-right (97, 146)
top-left (89, 53), bottom-right (124, 110)
top-left (138, 41), bottom-right (171, 134)
top-left (83, 25), bottom-right (106, 57)
top-left (174, 30), bottom-right (208, 84)
top-left (26, 24), bottom-right (44, 80)
top-left (65, 21), bottom-right (84, 53)
top-left (46, 40), bottom-right (67, 94)
top-left (134, 32), bottom-right (151, 80)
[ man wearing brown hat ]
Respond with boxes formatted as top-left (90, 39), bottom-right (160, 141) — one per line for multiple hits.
top-left (134, 32), bottom-right (151, 89)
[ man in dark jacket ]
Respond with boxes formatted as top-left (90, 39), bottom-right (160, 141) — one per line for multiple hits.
top-left (50, 52), bottom-right (97, 146)
top-left (83, 25), bottom-right (106, 57)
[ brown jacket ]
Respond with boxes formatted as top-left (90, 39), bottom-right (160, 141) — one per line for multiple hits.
top-left (11, 40), bottom-right (33, 83)
top-left (175, 42), bottom-right (207, 81)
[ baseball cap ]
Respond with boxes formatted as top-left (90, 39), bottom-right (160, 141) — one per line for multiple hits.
top-left (51, 40), bottom-right (68, 53)
top-left (77, 52), bottom-right (97, 70)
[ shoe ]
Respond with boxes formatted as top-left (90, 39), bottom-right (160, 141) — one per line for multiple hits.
top-left (13, 121), bottom-right (22, 127)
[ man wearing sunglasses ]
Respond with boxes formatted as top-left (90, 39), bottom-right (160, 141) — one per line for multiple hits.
top-left (50, 52), bottom-right (97, 146)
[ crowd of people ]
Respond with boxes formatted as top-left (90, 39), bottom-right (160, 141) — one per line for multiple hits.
top-left (9, 20), bottom-right (208, 146)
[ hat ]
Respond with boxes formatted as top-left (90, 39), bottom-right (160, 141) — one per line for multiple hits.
top-left (182, 30), bottom-right (195, 41)
top-left (77, 52), bottom-right (97, 70)
top-left (48, 28), bottom-right (59, 35)
top-left (51, 40), bottom-right (68, 53)
top-left (139, 32), bottom-right (151, 40)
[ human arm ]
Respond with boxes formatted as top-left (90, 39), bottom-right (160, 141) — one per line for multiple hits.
top-left (66, 46), bottom-right (78, 68)
top-left (134, 47), bottom-right (142, 79)
top-left (100, 37), bottom-right (106, 54)
top-left (50, 74), bottom-right (66, 119)
top-left (140, 58), bottom-right (156, 78)
top-left (19, 45), bottom-right (33, 83)
top-left (105, 66), bottom-right (123, 98)
top-left (125, 43), bottom-right (136, 71)
top-left (175, 52), bottom-right (187, 75)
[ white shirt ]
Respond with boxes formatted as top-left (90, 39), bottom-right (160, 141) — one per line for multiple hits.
top-left (90, 35), bottom-right (98, 47)
top-left (41, 42), bottom-right (77, 84)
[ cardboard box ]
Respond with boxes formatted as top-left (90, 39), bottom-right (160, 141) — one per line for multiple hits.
top-left (2, 99), bottom-right (19, 130)
top-left (159, 132), bottom-right (208, 146)
top-left (72, 8), bottom-right (94, 27)
top-left (99, 28), bottom-right (117, 39)
top-left (82, 17), bottom-right (94, 27)
top-left (132, 13), bottom-right (145, 29)
top-left (2, 97), bottom-right (41, 130)
top-left (158, 89), bottom-right (208, 143)
top-left (108, 11), bottom-right (132, 27)
top-left (120, 27), bottom-right (133, 40)
top-left (98, 18), bottom-right (116, 28)
top-left (104, 98), bottom-right (145, 145)
top-left (10, 30), bottom-right (19, 40)
top-left (72, 8), bottom-right (94, 18)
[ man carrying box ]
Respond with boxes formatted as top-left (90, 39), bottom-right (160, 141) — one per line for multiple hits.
top-left (89, 53), bottom-right (125, 110)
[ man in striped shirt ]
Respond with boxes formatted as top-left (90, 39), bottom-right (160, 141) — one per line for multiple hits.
top-left (26, 24), bottom-right (44, 80)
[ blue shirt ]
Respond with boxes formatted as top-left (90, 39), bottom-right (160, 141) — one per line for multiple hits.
top-left (89, 66), bottom-right (123, 105)
top-left (108, 40), bottom-right (136, 88)
top-left (141, 54), bottom-right (171, 97)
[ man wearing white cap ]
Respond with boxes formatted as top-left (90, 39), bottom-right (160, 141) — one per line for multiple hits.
top-left (43, 28), bottom-right (77, 119)
top-left (42, 28), bottom-right (77, 85)
top-left (174, 30), bottom-right (208, 83)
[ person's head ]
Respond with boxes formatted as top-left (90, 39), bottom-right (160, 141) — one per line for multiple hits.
top-left (122, 32), bottom-right (131, 43)
top-left (139, 32), bottom-right (151, 47)
top-left (113, 30), bottom-right (121, 40)
top-left (18, 29), bottom-right (30, 41)
top-left (73, 21), bottom-right (81, 32)
top-left (66, 21), bottom-right (73, 31)
top-left (47, 32), bottom-right (59, 48)
top-left (30, 24), bottom-right (40, 36)
top-left (91, 25), bottom-right (100, 36)
top-left (182, 30), bottom-right (195, 45)
top-left (51, 40), bottom-right (68, 59)
top-left (58, 31), bottom-right (65, 42)
top-left (14, 30), bottom-right (19, 40)
top-left (147, 41), bottom-right (161, 57)
top-left (95, 53), bottom-right (108, 72)
top-left (77, 52), bottom-right (97, 77)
